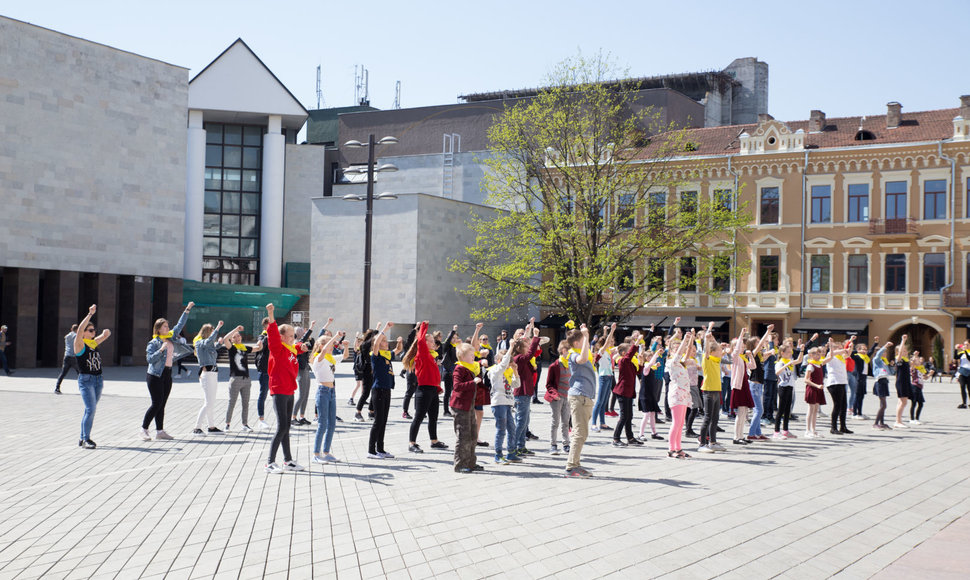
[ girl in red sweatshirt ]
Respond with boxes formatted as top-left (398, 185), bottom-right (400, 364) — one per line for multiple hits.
top-left (451, 343), bottom-right (483, 473)
top-left (263, 303), bottom-right (308, 474)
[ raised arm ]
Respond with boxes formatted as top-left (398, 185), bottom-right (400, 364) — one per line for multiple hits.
top-left (673, 330), bottom-right (693, 360)
top-left (598, 323), bottom-right (617, 357)
top-left (577, 324), bottom-right (591, 365)
top-left (74, 304), bottom-right (97, 353)
top-left (703, 321), bottom-right (716, 352)
top-left (732, 327), bottom-right (747, 357)
top-left (372, 321), bottom-right (388, 355)
top-left (171, 301), bottom-right (195, 337)
top-left (667, 316), bottom-right (681, 337)
top-left (643, 346), bottom-right (663, 373)
top-left (471, 322), bottom-right (483, 350)
top-left (754, 324), bottom-right (774, 357)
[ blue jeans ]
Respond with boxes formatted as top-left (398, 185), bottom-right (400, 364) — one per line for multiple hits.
top-left (78, 373), bottom-right (104, 441)
top-left (721, 376), bottom-right (732, 413)
top-left (257, 372), bottom-right (269, 417)
top-left (592, 376), bottom-right (612, 426)
top-left (492, 405), bottom-right (514, 456)
top-left (847, 373), bottom-right (858, 415)
top-left (313, 385), bottom-right (336, 454)
top-left (748, 381), bottom-right (764, 437)
top-left (513, 395), bottom-right (532, 450)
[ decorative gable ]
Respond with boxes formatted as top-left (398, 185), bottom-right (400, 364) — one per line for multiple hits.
top-left (954, 116), bottom-right (970, 141)
top-left (739, 118), bottom-right (805, 155)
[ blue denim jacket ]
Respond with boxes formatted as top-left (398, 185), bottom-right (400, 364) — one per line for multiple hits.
top-left (194, 329), bottom-right (221, 368)
top-left (146, 310), bottom-right (189, 377)
top-left (872, 345), bottom-right (890, 379)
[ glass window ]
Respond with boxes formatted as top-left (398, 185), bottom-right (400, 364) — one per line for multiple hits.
top-left (810, 185), bottom-right (831, 223)
top-left (679, 257), bottom-right (696, 292)
top-left (680, 191), bottom-right (697, 226)
top-left (240, 238), bottom-right (257, 258)
top-left (205, 124), bottom-right (223, 144)
top-left (221, 238), bottom-right (239, 258)
top-left (924, 253), bottom-right (946, 292)
top-left (223, 146), bottom-right (242, 168)
top-left (224, 125), bottom-right (242, 145)
top-left (810, 255), bottom-right (830, 292)
top-left (847, 184), bottom-right (869, 223)
top-left (886, 181), bottom-right (907, 220)
top-left (759, 255), bottom-right (779, 291)
top-left (223, 192), bottom-right (240, 213)
top-left (221, 215), bottom-right (239, 237)
top-left (204, 169), bottom-right (221, 190)
top-left (204, 190), bottom-right (220, 213)
top-left (848, 255), bottom-right (868, 293)
top-left (648, 191), bottom-right (665, 221)
top-left (714, 189), bottom-right (733, 211)
top-left (242, 170), bottom-right (260, 192)
top-left (203, 237), bottom-right (219, 256)
top-left (924, 179), bottom-right (947, 220)
top-left (885, 254), bottom-right (906, 293)
top-left (241, 216), bottom-right (258, 238)
top-left (242, 193), bottom-right (259, 214)
top-left (243, 126), bottom-right (262, 146)
top-left (243, 147), bottom-right (261, 169)
top-left (617, 265), bottom-right (634, 291)
top-left (205, 144), bottom-right (222, 167)
top-left (760, 187), bottom-right (779, 224)
top-left (647, 259), bottom-right (664, 292)
top-left (223, 169), bottom-right (241, 191)
top-left (203, 214), bottom-right (220, 236)
top-left (618, 194), bottom-right (635, 229)
top-left (712, 255), bottom-right (731, 292)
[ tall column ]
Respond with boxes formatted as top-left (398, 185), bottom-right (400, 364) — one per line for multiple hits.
top-left (261, 115), bottom-right (285, 287)
top-left (184, 110), bottom-right (206, 282)
top-left (1, 268), bottom-right (39, 369)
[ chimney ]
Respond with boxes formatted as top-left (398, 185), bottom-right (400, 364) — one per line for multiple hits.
top-left (961, 95), bottom-right (970, 119)
top-left (757, 113), bottom-right (774, 124)
top-left (886, 101), bottom-right (902, 129)
top-left (808, 110), bottom-right (826, 132)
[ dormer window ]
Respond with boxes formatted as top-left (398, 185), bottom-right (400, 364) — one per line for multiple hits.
top-left (854, 129), bottom-right (876, 141)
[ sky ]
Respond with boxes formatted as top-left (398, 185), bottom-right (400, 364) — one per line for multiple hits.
top-left (3, 0), bottom-right (968, 125)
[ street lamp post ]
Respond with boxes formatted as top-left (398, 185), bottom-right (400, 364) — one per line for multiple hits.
top-left (343, 134), bottom-right (398, 331)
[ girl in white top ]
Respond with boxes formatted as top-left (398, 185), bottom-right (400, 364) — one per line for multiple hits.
top-left (488, 348), bottom-right (519, 463)
top-left (310, 331), bottom-right (349, 464)
top-left (666, 331), bottom-right (695, 459)
top-left (823, 338), bottom-right (853, 435)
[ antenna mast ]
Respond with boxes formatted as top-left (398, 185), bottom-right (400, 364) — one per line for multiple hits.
top-left (355, 65), bottom-right (370, 106)
top-left (394, 80), bottom-right (401, 109)
top-left (316, 65), bottom-right (323, 109)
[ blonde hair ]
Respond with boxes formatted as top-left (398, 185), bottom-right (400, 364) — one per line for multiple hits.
top-left (197, 323), bottom-right (213, 339)
top-left (457, 343), bottom-right (475, 359)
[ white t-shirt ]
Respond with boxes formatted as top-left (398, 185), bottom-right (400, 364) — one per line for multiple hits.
top-left (824, 356), bottom-right (848, 386)
top-left (310, 354), bottom-right (336, 384)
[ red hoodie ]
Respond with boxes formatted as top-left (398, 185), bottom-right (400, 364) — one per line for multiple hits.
top-left (512, 336), bottom-right (541, 397)
top-left (450, 364), bottom-right (479, 412)
top-left (267, 321), bottom-right (304, 396)
top-left (415, 322), bottom-right (442, 391)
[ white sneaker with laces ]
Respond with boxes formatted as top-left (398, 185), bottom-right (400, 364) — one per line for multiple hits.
top-left (367, 452), bottom-right (382, 459)
top-left (378, 451), bottom-right (395, 459)
top-left (241, 425), bottom-right (253, 432)
top-left (312, 455), bottom-right (328, 464)
top-left (140, 428), bottom-right (151, 441)
top-left (697, 444), bottom-right (714, 453)
top-left (155, 430), bottom-right (174, 441)
top-left (284, 461), bottom-right (306, 472)
top-left (257, 420), bottom-right (270, 430)
top-left (910, 420), bottom-right (921, 425)
top-left (709, 442), bottom-right (726, 452)
top-left (265, 462), bottom-right (284, 474)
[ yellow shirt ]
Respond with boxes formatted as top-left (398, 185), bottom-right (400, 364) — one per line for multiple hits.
top-left (701, 355), bottom-right (722, 392)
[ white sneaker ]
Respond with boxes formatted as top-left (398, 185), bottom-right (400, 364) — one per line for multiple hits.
top-left (323, 454), bottom-right (339, 462)
top-left (709, 442), bottom-right (726, 452)
top-left (367, 452), bottom-right (382, 459)
top-left (590, 424), bottom-right (601, 432)
top-left (224, 424), bottom-right (231, 432)
top-left (814, 431), bottom-right (823, 438)
top-left (155, 430), bottom-right (174, 441)
top-left (893, 422), bottom-right (908, 429)
top-left (910, 420), bottom-right (921, 425)
top-left (804, 431), bottom-right (815, 439)
top-left (241, 425), bottom-right (253, 432)
top-left (697, 444), bottom-right (714, 453)
top-left (140, 428), bottom-right (151, 441)
top-left (312, 455), bottom-right (328, 464)
top-left (257, 420), bottom-right (270, 430)
top-left (284, 461), bottom-right (306, 472)
top-left (265, 462), bottom-right (284, 474)
top-left (378, 451), bottom-right (395, 459)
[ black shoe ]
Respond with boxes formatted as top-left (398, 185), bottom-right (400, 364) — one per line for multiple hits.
top-left (476, 441), bottom-right (489, 447)
top-left (655, 418), bottom-right (665, 424)
top-left (409, 444), bottom-right (424, 453)
top-left (830, 428), bottom-right (840, 435)
top-left (54, 388), bottom-right (62, 394)
top-left (627, 438), bottom-right (644, 446)
top-left (612, 440), bottom-right (628, 447)
top-left (716, 426), bottom-right (725, 432)
top-left (651, 433), bottom-right (664, 440)
top-left (299, 418), bottom-right (311, 425)
top-left (790, 414), bottom-right (800, 421)
top-left (290, 419), bottom-right (301, 426)
top-left (192, 428), bottom-right (204, 434)
top-left (335, 416), bottom-right (344, 422)
top-left (472, 464), bottom-right (485, 471)
top-left (402, 412), bottom-right (413, 419)
top-left (430, 441), bottom-right (449, 449)
top-left (532, 398), bottom-right (543, 405)
top-left (959, 404), bottom-right (967, 409)
top-left (208, 427), bottom-right (223, 433)
top-left (841, 428), bottom-right (854, 434)
top-left (78, 439), bottom-right (84, 447)
top-left (443, 411), bottom-right (453, 417)
top-left (685, 429), bottom-right (698, 438)
top-left (526, 431), bottom-right (539, 441)
top-left (83, 439), bottom-right (96, 449)
top-left (368, 412), bottom-right (376, 420)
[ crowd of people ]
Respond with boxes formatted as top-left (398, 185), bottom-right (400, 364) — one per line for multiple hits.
top-left (52, 305), bottom-right (961, 477)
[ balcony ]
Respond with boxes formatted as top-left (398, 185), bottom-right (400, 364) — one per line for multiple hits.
top-left (944, 291), bottom-right (970, 308)
top-left (868, 217), bottom-right (918, 238)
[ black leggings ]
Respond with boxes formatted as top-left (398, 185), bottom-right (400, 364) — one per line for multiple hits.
top-left (368, 389), bottom-right (392, 454)
top-left (699, 391), bottom-right (720, 445)
top-left (609, 391), bottom-right (618, 413)
top-left (403, 372), bottom-right (418, 414)
top-left (686, 407), bottom-right (698, 431)
top-left (775, 385), bottom-right (794, 432)
top-left (143, 367), bottom-right (173, 430)
top-left (875, 396), bottom-right (888, 426)
top-left (960, 374), bottom-right (970, 405)
top-left (827, 384), bottom-right (847, 431)
top-left (409, 385), bottom-right (440, 442)
top-left (613, 395), bottom-right (635, 441)
top-left (268, 394), bottom-right (294, 464)
top-left (443, 372), bottom-right (454, 414)
top-left (356, 377), bottom-right (373, 414)
top-left (56, 356), bottom-right (78, 388)
top-left (910, 400), bottom-right (924, 420)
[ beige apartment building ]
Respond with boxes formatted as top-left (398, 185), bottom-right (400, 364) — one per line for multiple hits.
top-left (634, 97), bottom-right (970, 364)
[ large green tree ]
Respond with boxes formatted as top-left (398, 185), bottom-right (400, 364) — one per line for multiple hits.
top-left (452, 53), bottom-right (750, 326)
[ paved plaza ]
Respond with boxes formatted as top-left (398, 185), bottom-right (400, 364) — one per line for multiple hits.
top-left (1, 364), bottom-right (969, 579)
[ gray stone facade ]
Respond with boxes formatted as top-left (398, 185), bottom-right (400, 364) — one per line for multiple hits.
top-left (310, 193), bottom-right (529, 341)
top-left (0, 16), bottom-right (188, 279)
top-left (282, 143), bottom-right (326, 266)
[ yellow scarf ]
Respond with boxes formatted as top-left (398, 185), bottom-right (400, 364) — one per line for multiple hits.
top-left (324, 353), bottom-right (336, 366)
top-left (631, 354), bottom-right (641, 371)
top-left (914, 365), bottom-right (926, 374)
top-left (857, 353), bottom-right (871, 364)
top-left (779, 358), bottom-right (793, 370)
top-left (881, 357), bottom-right (889, 365)
top-left (82, 338), bottom-right (99, 350)
top-left (480, 342), bottom-right (491, 351)
top-left (379, 350), bottom-right (392, 361)
top-left (429, 350), bottom-right (438, 359)
top-left (154, 331), bottom-right (173, 340)
top-left (835, 355), bottom-right (845, 363)
top-left (530, 356), bottom-right (537, 370)
top-left (458, 360), bottom-right (481, 376)
top-left (707, 355), bottom-right (721, 364)
top-left (739, 354), bottom-right (748, 364)
top-left (900, 356), bottom-right (909, 363)
top-left (808, 359), bottom-right (822, 366)
top-left (281, 342), bottom-right (298, 356)
top-left (559, 355), bottom-right (570, 369)
top-left (233, 343), bottom-right (247, 352)
top-left (193, 334), bottom-right (205, 345)
top-left (504, 367), bottom-right (515, 383)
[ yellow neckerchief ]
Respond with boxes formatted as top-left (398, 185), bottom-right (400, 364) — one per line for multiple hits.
top-left (82, 338), bottom-right (99, 350)
top-left (569, 347), bottom-right (591, 367)
top-left (324, 352), bottom-right (336, 366)
top-left (857, 353), bottom-right (871, 364)
top-left (451, 341), bottom-right (461, 349)
top-left (429, 349), bottom-right (438, 359)
top-left (650, 363), bottom-right (660, 371)
top-left (739, 353), bottom-right (748, 364)
top-left (529, 356), bottom-right (537, 369)
top-left (193, 333), bottom-right (205, 345)
top-left (504, 367), bottom-right (515, 383)
top-left (779, 358), bottom-right (793, 370)
top-left (559, 355), bottom-right (570, 370)
top-left (281, 342), bottom-right (297, 356)
top-left (914, 365), bottom-right (926, 374)
top-left (233, 343), bottom-right (247, 352)
top-left (458, 360), bottom-right (481, 376)
top-left (261, 330), bottom-right (267, 336)
top-left (881, 357), bottom-right (889, 365)
top-left (899, 356), bottom-right (909, 363)
top-left (834, 354), bottom-right (845, 363)
top-left (480, 342), bottom-right (491, 351)
top-left (379, 349), bottom-right (392, 361)
top-left (631, 354), bottom-right (641, 371)
top-left (707, 355), bottom-right (721, 364)
top-left (807, 359), bottom-right (822, 367)
top-left (154, 331), bottom-right (173, 340)
top-left (564, 320), bottom-right (575, 330)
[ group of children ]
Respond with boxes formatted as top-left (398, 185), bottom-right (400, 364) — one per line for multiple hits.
top-left (66, 304), bottom-right (935, 476)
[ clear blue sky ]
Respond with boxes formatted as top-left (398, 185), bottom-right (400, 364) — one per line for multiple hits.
top-left (4, 0), bottom-right (967, 123)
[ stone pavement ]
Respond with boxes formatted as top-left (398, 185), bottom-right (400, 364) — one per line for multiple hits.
top-left (1, 365), bottom-right (969, 579)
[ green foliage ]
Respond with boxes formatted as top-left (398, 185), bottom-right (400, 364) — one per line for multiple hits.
top-left (933, 333), bottom-right (944, 368)
top-left (451, 51), bottom-right (751, 325)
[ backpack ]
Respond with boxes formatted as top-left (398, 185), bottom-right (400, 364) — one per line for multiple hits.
top-left (254, 334), bottom-right (269, 373)
top-left (353, 350), bottom-right (371, 376)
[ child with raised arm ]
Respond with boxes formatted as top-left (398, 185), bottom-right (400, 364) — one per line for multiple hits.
top-left (803, 346), bottom-right (828, 438)
top-left (732, 326), bottom-right (773, 445)
top-left (591, 324), bottom-right (617, 432)
top-left (263, 303), bottom-right (308, 474)
top-left (698, 321), bottom-right (725, 453)
top-left (74, 305), bottom-right (111, 449)
top-left (452, 342), bottom-right (484, 473)
top-left (566, 323), bottom-right (599, 478)
top-left (893, 334), bottom-right (912, 429)
top-left (772, 343), bottom-right (804, 440)
top-left (310, 330), bottom-right (348, 464)
top-left (910, 354), bottom-right (926, 424)
top-left (638, 336), bottom-right (666, 441)
top-left (488, 345), bottom-right (519, 464)
top-left (666, 330), bottom-right (694, 458)
top-left (368, 322), bottom-right (403, 458)
top-left (544, 340), bottom-right (572, 455)
top-left (512, 319), bottom-right (541, 457)
top-left (611, 331), bottom-right (643, 447)
top-left (871, 340), bottom-right (893, 430)
top-left (192, 319), bottom-right (225, 435)
top-left (221, 325), bottom-right (251, 432)
top-left (825, 337), bottom-right (854, 435)
top-left (402, 321), bottom-right (449, 454)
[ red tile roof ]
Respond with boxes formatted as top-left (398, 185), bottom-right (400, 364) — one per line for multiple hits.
top-left (637, 107), bottom-right (961, 159)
